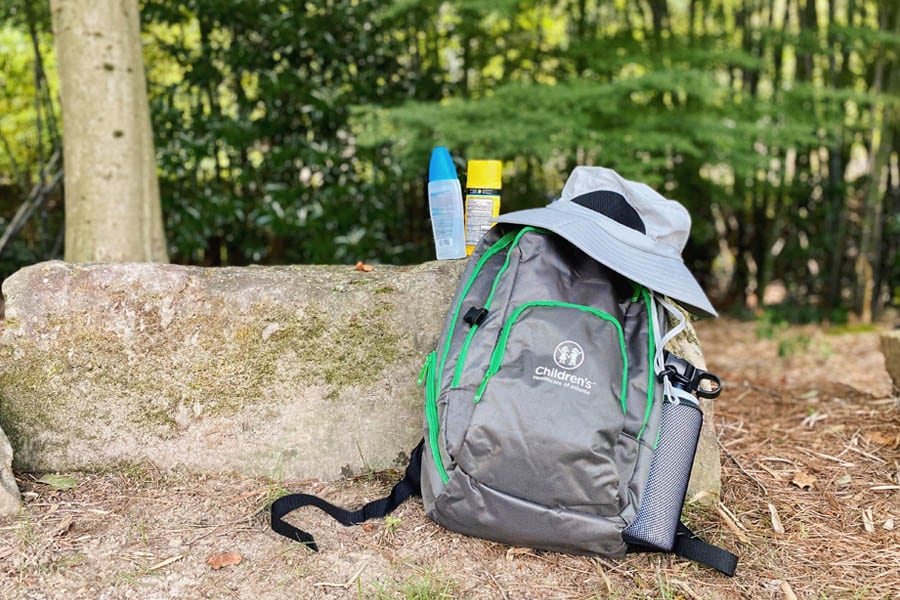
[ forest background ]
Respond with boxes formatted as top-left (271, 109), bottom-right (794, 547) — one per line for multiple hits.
top-left (1, 0), bottom-right (898, 321)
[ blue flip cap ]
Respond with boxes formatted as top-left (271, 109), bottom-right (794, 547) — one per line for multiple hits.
top-left (429, 146), bottom-right (457, 182)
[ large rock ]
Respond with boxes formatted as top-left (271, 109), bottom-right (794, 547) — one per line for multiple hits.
top-left (881, 330), bottom-right (900, 394)
top-left (0, 424), bottom-right (21, 517)
top-left (0, 261), bottom-right (720, 496)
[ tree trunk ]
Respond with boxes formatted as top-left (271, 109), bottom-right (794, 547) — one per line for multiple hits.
top-left (856, 0), bottom-right (898, 321)
top-left (51, 0), bottom-right (168, 263)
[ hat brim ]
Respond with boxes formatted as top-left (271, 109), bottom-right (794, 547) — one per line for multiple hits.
top-left (494, 202), bottom-right (718, 318)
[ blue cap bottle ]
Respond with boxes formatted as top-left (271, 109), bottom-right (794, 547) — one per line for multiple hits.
top-left (427, 147), bottom-right (466, 259)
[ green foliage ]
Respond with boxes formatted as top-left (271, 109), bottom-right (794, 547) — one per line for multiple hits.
top-left (37, 474), bottom-right (78, 491)
top-left (777, 333), bottom-right (812, 358)
top-left (369, 570), bottom-right (456, 600)
top-left (0, 0), bottom-right (896, 320)
top-left (141, 0), bottom-right (430, 265)
top-left (0, 0), bottom-right (62, 281)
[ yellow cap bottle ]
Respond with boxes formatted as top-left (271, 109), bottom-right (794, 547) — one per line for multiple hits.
top-left (464, 160), bottom-right (503, 255)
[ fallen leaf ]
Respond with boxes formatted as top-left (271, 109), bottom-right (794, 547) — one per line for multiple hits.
top-left (506, 547), bottom-right (533, 561)
top-left (354, 261), bottom-right (373, 272)
top-left (768, 503), bottom-right (785, 534)
top-left (687, 490), bottom-right (718, 505)
top-left (862, 508), bottom-right (875, 533)
top-left (54, 515), bottom-right (75, 537)
top-left (865, 431), bottom-right (898, 447)
top-left (207, 552), bottom-right (243, 570)
top-left (835, 474), bottom-right (852, 487)
top-left (37, 474), bottom-right (78, 491)
top-left (791, 471), bottom-right (817, 490)
top-left (780, 581), bottom-right (798, 600)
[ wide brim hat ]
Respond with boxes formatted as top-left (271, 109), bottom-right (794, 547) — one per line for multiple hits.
top-left (494, 166), bottom-right (717, 318)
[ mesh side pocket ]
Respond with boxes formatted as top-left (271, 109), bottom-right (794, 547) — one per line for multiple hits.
top-left (623, 401), bottom-right (703, 551)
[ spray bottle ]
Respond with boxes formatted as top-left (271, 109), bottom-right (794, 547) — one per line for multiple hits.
top-left (464, 160), bottom-right (503, 255)
top-left (427, 147), bottom-right (466, 260)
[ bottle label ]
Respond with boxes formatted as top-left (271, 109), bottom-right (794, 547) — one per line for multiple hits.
top-left (465, 195), bottom-right (499, 247)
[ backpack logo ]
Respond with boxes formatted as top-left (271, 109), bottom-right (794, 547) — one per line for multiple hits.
top-left (553, 341), bottom-right (584, 370)
top-left (534, 340), bottom-right (594, 395)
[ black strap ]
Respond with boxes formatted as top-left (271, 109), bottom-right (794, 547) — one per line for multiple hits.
top-left (626, 521), bottom-right (738, 576)
top-left (672, 521), bottom-right (739, 576)
top-left (270, 439), bottom-right (424, 551)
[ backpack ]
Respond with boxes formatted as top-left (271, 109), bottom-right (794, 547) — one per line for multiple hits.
top-left (271, 169), bottom-right (738, 576)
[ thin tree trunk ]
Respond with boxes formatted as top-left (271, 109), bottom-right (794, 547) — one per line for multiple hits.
top-left (874, 131), bottom-right (899, 314)
top-left (51, 0), bottom-right (168, 262)
top-left (574, 0), bottom-right (589, 74)
top-left (855, 1), bottom-right (898, 321)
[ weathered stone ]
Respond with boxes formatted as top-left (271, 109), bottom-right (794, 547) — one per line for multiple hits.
top-left (880, 330), bottom-right (900, 394)
top-left (0, 260), bottom-right (721, 497)
top-left (0, 424), bottom-right (21, 517)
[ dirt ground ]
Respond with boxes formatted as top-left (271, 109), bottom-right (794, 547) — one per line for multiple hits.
top-left (2, 317), bottom-right (899, 599)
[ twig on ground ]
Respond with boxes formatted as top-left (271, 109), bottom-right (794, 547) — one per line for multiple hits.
top-left (483, 569), bottom-right (510, 600)
top-left (718, 437), bottom-right (768, 495)
top-left (673, 579), bottom-right (706, 600)
top-left (716, 502), bottom-right (750, 544)
top-left (313, 561), bottom-right (368, 589)
top-left (750, 384), bottom-right (783, 398)
top-left (795, 447), bottom-right (856, 467)
top-left (594, 560), bottom-right (613, 595)
top-left (844, 444), bottom-right (887, 464)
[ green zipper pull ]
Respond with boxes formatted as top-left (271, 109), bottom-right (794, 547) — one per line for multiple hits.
top-left (630, 283), bottom-right (643, 303)
top-left (473, 322), bottom-right (510, 403)
top-left (473, 371), bottom-right (492, 403)
top-left (417, 351), bottom-right (435, 386)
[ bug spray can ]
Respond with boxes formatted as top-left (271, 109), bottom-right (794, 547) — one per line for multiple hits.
top-left (464, 160), bottom-right (502, 256)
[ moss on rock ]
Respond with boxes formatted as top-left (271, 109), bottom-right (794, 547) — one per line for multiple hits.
top-left (0, 261), bottom-right (446, 478)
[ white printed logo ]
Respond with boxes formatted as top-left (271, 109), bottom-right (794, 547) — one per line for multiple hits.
top-left (553, 341), bottom-right (584, 370)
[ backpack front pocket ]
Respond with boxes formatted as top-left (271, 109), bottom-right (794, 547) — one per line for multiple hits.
top-left (456, 302), bottom-right (629, 516)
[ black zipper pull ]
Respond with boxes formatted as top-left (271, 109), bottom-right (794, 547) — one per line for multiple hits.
top-left (463, 306), bottom-right (489, 327)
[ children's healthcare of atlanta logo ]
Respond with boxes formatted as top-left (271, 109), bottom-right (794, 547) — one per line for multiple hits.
top-left (532, 339), bottom-right (594, 395)
top-left (553, 340), bottom-right (584, 370)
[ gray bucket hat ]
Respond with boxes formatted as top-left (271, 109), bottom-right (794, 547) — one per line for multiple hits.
top-left (494, 166), bottom-right (717, 317)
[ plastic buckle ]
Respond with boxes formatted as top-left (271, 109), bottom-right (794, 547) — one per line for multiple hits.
top-left (659, 353), bottom-right (722, 399)
top-left (463, 306), bottom-right (489, 326)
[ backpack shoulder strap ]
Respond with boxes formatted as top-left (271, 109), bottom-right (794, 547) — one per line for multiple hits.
top-left (270, 439), bottom-right (424, 550)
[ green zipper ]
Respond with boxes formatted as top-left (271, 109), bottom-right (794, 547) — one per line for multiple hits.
top-left (451, 227), bottom-right (542, 387)
top-left (637, 287), bottom-right (656, 443)
top-left (436, 230), bottom-right (519, 386)
top-left (473, 301), bottom-right (629, 410)
top-left (418, 351), bottom-right (448, 482)
top-left (425, 230), bottom-right (520, 485)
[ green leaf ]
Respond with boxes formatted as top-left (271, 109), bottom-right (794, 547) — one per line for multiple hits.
top-left (37, 474), bottom-right (78, 491)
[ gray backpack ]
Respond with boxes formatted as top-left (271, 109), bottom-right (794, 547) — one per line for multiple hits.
top-left (422, 223), bottom-right (657, 550)
top-left (272, 173), bottom-right (738, 576)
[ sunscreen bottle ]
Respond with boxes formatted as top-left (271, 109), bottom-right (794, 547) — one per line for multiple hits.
top-left (464, 160), bottom-right (502, 255)
top-left (427, 146), bottom-right (466, 260)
